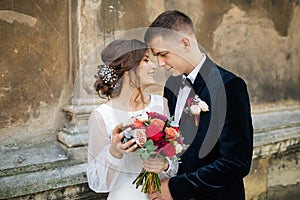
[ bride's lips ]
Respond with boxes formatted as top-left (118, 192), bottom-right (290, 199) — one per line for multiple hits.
top-left (148, 72), bottom-right (155, 76)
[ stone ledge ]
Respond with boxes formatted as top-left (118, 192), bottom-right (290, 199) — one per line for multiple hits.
top-left (0, 142), bottom-right (68, 177)
top-left (252, 109), bottom-right (300, 133)
top-left (0, 163), bottom-right (88, 199)
top-left (1, 109), bottom-right (300, 199)
top-left (57, 131), bottom-right (88, 147)
top-left (254, 126), bottom-right (300, 147)
top-left (9, 183), bottom-right (107, 200)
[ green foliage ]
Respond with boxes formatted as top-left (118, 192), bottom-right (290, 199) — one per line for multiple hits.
top-left (135, 139), bottom-right (158, 160)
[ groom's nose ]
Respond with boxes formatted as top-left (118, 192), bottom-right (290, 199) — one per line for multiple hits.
top-left (157, 57), bottom-right (166, 67)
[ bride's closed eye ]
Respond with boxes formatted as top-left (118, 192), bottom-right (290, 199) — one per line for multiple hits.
top-left (142, 55), bottom-right (150, 63)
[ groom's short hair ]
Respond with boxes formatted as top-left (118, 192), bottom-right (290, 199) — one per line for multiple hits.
top-left (144, 10), bottom-right (195, 43)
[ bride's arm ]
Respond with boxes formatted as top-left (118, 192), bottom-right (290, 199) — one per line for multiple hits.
top-left (159, 156), bottom-right (179, 179)
top-left (87, 110), bottom-right (125, 193)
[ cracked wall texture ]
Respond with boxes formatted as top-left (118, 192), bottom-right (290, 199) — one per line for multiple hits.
top-left (0, 0), bottom-right (299, 144)
top-left (0, 0), bottom-right (70, 143)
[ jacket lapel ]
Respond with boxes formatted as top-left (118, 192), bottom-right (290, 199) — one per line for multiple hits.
top-left (192, 55), bottom-right (213, 95)
top-left (164, 75), bottom-right (182, 116)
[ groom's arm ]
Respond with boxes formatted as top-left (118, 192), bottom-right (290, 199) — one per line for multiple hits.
top-left (168, 77), bottom-right (253, 199)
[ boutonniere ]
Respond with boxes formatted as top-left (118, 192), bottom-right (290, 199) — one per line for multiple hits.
top-left (183, 95), bottom-right (209, 126)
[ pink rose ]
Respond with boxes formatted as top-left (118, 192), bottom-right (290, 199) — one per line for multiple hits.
top-left (161, 143), bottom-right (176, 158)
top-left (150, 118), bottom-right (165, 131)
top-left (133, 129), bottom-right (147, 147)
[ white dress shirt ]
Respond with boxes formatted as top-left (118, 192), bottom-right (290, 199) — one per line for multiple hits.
top-left (174, 54), bottom-right (206, 124)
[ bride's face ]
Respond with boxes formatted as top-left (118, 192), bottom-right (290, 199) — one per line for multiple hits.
top-left (136, 53), bottom-right (156, 86)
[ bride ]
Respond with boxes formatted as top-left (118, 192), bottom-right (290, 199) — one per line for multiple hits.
top-left (87, 39), bottom-right (178, 200)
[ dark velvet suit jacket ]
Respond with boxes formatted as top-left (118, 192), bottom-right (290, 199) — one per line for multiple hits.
top-left (164, 56), bottom-right (253, 200)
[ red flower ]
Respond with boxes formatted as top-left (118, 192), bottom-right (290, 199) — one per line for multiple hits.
top-left (147, 112), bottom-right (168, 122)
top-left (150, 118), bottom-right (165, 131)
top-left (161, 143), bottom-right (176, 158)
top-left (187, 98), bottom-right (193, 106)
top-left (146, 124), bottom-right (163, 141)
top-left (153, 138), bottom-right (168, 150)
top-left (133, 119), bottom-right (146, 129)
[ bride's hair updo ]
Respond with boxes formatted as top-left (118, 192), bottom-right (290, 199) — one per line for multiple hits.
top-left (94, 39), bottom-right (148, 99)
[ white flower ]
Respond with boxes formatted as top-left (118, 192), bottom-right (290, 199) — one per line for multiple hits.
top-left (190, 105), bottom-right (201, 115)
top-left (175, 144), bottom-right (183, 154)
top-left (193, 95), bottom-right (201, 102)
top-left (135, 113), bottom-right (148, 121)
top-left (198, 100), bottom-right (209, 112)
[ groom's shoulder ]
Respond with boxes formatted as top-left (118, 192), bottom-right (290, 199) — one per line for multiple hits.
top-left (216, 65), bottom-right (243, 85)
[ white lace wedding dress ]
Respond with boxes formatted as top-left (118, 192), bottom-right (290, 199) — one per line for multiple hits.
top-left (87, 95), bottom-right (178, 200)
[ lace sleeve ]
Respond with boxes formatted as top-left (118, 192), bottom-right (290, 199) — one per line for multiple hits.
top-left (159, 156), bottom-right (179, 179)
top-left (87, 110), bottom-right (125, 192)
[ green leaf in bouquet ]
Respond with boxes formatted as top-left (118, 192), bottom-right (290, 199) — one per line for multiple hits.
top-left (140, 152), bottom-right (150, 160)
top-left (144, 139), bottom-right (154, 146)
top-left (135, 148), bottom-right (147, 154)
top-left (165, 116), bottom-right (174, 127)
top-left (144, 119), bottom-right (151, 126)
top-left (146, 143), bottom-right (157, 152)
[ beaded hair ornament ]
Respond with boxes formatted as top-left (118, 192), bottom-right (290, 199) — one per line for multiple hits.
top-left (97, 64), bottom-right (121, 89)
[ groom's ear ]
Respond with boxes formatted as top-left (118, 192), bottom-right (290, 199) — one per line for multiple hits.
top-left (179, 37), bottom-right (191, 51)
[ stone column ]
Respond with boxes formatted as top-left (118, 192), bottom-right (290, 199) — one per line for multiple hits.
top-left (57, 0), bottom-right (107, 151)
top-left (57, 0), bottom-right (166, 157)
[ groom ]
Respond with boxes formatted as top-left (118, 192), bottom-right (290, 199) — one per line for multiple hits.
top-left (144, 10), bottom-right (253, 200)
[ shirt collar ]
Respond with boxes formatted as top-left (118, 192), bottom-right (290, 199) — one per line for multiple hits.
top-left (185, 53), bottom-right (206, 84)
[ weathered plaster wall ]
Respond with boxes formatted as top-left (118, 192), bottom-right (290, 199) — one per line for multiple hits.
top-left (0, 1), bottom-right (300, 199)
top-left (0, 0), bottom-right (299, 145)
top-left (164, 0), bottom-right (300, 102)
top-left (0, 0), bottom-right (71, 144)
top-left (245, 148), bottom-right (300, 200)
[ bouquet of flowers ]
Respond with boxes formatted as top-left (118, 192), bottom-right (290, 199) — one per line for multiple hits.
top-left (122, 112), bottom-right (187, 194)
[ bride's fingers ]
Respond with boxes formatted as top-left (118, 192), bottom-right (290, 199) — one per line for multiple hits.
top-left (112, 123), bottom-right (123, 136)
top-left (121, 139), bottom-right (137, 152)
top-left (124, 143), bottom-right (138, 153)
top-left (111, 124), bottom-right (124, 143)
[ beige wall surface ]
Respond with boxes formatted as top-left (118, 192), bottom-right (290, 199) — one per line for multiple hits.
top-left (0, 0), bottom-right (299, 145)
top-left (0, 0), bottom-right (71, 144)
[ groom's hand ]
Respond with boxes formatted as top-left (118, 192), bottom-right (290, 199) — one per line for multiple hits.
top-left (110, 124), bottom-right (138, 159)
top-left (148, 178), bottom-right (173, 200)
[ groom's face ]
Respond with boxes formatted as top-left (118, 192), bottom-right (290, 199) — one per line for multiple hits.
top-left (149, 36), bottom-right (187, 76)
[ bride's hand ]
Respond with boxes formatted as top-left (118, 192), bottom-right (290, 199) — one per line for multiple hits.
top-left (110, 124), bottom-right (138, 159)
top-left (143, 156), bottom-right (169, 174)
